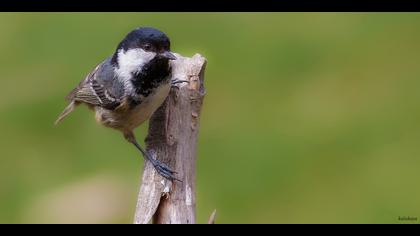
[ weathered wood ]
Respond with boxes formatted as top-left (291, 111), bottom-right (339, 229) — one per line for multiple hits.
top-left (133, 53), bottom-right (207, 224)
top-left (208, 210), bottom-right (217, 224)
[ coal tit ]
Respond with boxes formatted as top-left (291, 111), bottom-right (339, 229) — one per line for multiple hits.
top-left (55, 27), bottom-right (181, 181)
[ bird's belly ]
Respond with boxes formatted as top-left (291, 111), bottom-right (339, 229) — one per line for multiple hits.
top-left (96, 82), bottom-right (171, 132)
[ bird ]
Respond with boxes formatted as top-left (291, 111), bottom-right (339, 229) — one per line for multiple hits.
top-left (55, 27), bottom-right (183, 181)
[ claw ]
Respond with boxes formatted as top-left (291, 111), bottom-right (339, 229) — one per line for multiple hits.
top-left (152, 159), bottom-right (176, 174)
top-left (171, 79), bottom-right (189, 87)
top-left (127, 133), bottom-right (182, 182)
top-left (150, 159), bottom-right (182, 182)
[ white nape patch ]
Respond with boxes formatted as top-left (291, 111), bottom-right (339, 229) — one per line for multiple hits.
top-left (114, 48), bottom-right (156, 95)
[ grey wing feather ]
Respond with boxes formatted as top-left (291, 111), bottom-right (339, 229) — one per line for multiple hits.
top-left (65, 63), bottom-right (99, 102)
top-left (66, 58), bottom-right (122, 110)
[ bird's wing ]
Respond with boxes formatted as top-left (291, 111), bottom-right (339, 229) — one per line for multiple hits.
top-left (66, 59), bottom-right (122, 110)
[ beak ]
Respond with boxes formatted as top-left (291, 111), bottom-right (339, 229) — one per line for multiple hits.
top-left (160, 51), bottom-right (177, 60)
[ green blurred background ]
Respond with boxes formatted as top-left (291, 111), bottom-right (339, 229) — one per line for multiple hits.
top-left (1, 13), bottom-right (420, 224)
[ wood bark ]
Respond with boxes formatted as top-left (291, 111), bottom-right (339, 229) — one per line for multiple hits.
top-left (133, 53), bottom-right (207, 224)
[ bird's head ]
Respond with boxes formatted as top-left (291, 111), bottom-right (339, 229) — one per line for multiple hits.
top-left (111, 27), bottom-right (176, 74)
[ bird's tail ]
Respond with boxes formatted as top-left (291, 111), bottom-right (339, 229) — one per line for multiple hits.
top-left (54, 101), bottom-right (77, 126)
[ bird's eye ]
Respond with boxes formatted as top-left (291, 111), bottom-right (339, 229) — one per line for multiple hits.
top-left (143, 44), bottom-right (152, 51)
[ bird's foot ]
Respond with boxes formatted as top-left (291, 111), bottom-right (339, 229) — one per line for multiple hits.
top-left (126, 132), bottom-right (182, 182)
top-left (171, 79), bottom-right (189, 87)
top-left (152, 159), bottom-right (182, 182)
top-left (148, 155), bottom-right (181, 182)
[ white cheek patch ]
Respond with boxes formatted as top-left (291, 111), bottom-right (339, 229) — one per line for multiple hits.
top-left (116, 48), bottom-right (156, 76)
top-left (115, 48), bottom-right (156, 95)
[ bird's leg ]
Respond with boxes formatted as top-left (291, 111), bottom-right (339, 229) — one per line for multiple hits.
top-left (124, 131), bottom-right (180, 182)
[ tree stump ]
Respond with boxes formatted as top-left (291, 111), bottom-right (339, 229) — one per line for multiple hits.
top-left (133, 53), bottom-right (207, 224)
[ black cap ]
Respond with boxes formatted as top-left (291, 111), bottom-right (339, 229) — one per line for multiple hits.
top-left (116, 27), bottom-right (171, 53)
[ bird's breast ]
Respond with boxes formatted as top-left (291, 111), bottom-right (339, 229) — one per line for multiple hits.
top-left (129, 81), bottom-right (171, 125)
